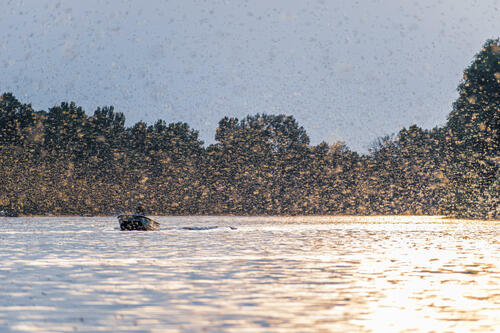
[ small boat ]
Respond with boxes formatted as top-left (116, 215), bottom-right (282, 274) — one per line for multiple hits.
top-left (117, 214), bottom-right (160, 231)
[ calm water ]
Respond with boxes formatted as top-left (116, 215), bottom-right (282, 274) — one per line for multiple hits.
top-left (0, 216), bottom-right (499, 332)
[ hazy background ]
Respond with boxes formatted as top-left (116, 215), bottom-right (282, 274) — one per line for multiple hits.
top-left (1, 0), bottom-right (498, 152)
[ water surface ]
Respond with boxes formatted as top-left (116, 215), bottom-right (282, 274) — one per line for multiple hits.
top-left (0, 216), bottom-right (499, 332)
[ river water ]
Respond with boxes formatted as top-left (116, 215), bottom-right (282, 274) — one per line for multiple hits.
top-left (0, 216), bottom-right (499, 332)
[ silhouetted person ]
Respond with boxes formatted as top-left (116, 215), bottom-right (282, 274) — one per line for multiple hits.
top-left (135, 203), bottom-right (145, 216)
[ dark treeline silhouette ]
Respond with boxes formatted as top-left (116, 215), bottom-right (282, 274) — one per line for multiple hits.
top-left (1, 39), bottom-right (498, 218)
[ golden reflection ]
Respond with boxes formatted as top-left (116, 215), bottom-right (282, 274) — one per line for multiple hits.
top-left (0, 216), bottom-right (498, 332)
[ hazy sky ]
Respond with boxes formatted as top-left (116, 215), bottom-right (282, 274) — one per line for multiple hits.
top-left (1, 0), bottom-right (499, 152)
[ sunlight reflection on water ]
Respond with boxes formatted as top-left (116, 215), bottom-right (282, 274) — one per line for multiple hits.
top-left (0, 216), bottom-right (499, 332)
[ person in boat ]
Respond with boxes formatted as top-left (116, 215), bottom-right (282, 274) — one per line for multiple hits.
top-left (135, 203), bottom-right (145, 216)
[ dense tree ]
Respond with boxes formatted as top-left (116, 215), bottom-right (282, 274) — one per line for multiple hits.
top-left (0, 93), bottom-right (37, 145)
top-left (445, 39), bottom-right (500, 217)
top-left (85, 106), bottom-right (126, 158)
top-left (0, 39), bottom-right (497, 218)
top-left (209, 114), bottom-right (311, 214)
top-left (43, 102), bottom-right (88, 158)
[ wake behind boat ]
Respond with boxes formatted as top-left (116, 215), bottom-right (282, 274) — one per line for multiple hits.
top-left (117, 214), bottom-right (160, 231)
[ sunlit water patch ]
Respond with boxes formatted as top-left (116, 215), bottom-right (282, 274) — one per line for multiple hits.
top-left (0, 216), bottom-right (499, 332)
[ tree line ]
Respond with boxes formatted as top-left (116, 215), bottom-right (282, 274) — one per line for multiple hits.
top-left (0, 39), bottom-right (498, 218)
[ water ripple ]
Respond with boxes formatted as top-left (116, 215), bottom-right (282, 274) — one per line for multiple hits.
top-left (0, 216), bottom-right (499, 332)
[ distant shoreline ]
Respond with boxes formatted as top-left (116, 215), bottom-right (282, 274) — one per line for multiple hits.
top-left (7, 214), bottom-right (499, 222)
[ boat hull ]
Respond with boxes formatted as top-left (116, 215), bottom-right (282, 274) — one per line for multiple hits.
top-left (117, 215), bottom-right (160, 231)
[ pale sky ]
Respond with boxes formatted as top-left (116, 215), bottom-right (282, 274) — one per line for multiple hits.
top-left (1, 0), bottom-right (499, 152)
